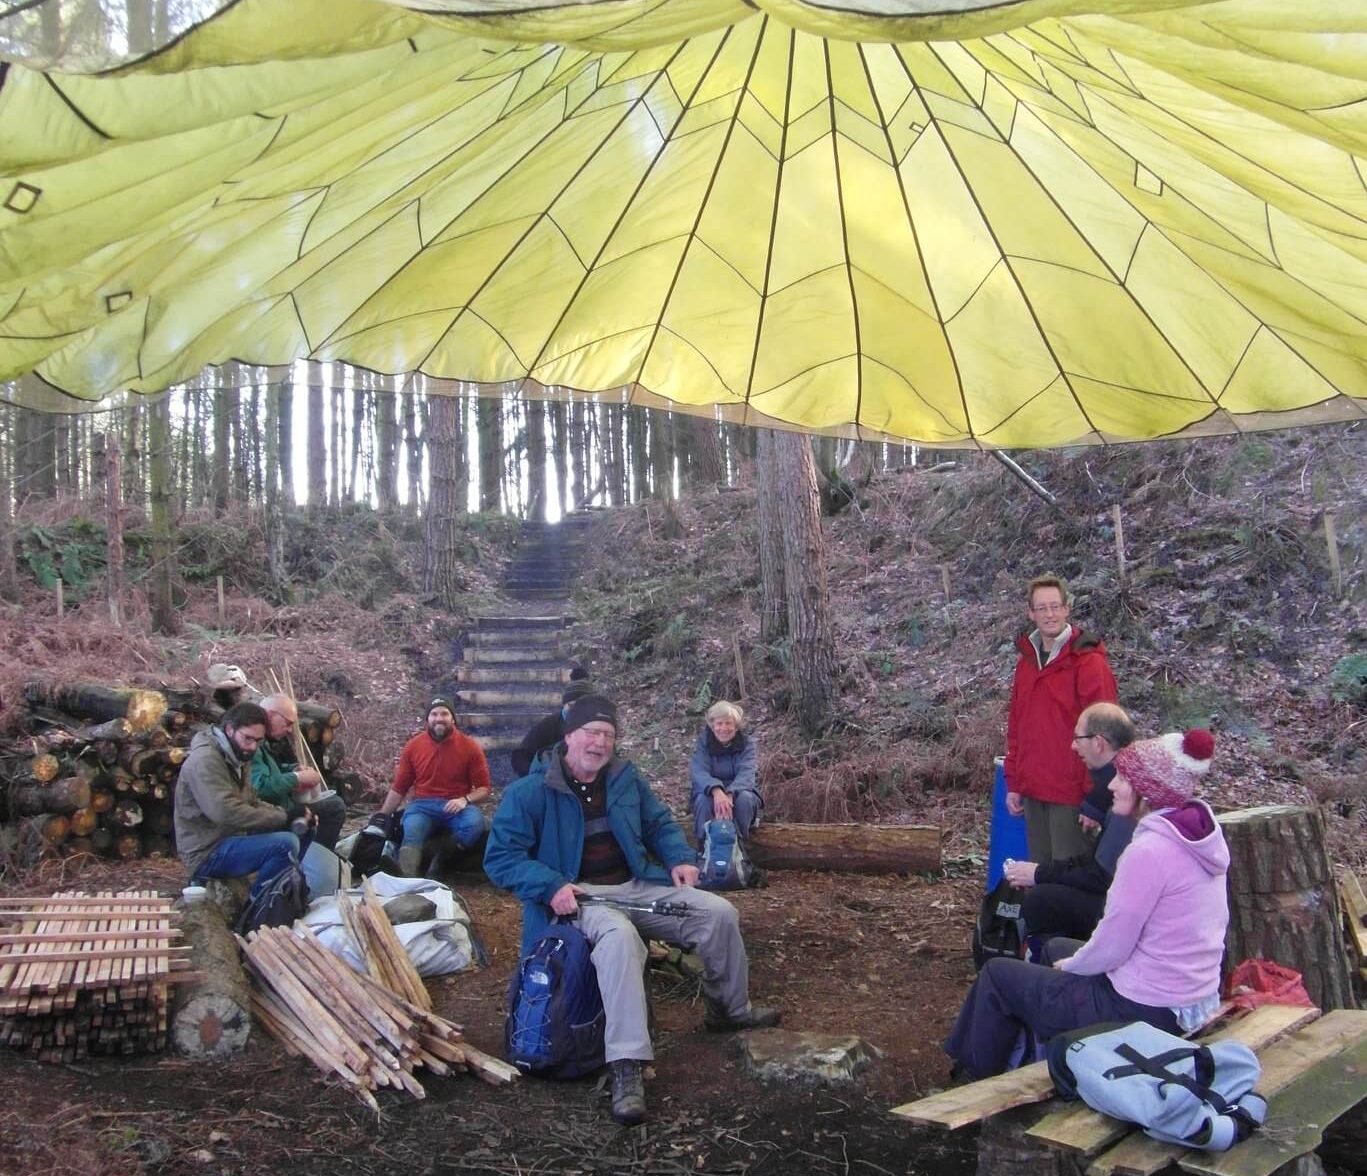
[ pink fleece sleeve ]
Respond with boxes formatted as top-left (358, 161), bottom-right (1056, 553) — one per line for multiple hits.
top-left (1060, 837), bottom-right (1160, 976)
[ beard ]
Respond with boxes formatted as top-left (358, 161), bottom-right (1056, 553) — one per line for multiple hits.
top-left (428, 722), bottom-right (451, 742)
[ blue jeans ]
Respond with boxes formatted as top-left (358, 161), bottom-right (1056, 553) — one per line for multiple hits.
top-left (194, 831), bottom-right (299, 899)
top-left (692, 788), bottom-right (762, 845)
top-left (400, 798), bottom-right (487, 850)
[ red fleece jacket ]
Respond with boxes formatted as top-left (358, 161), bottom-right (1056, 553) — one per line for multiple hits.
top-left (1005, 627), bottom-right (1117, 806)
top-left (392, 730), bottom-right (491, 802)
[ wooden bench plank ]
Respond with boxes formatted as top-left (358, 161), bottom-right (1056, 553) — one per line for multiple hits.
top-left (1029, 1004), bottom-right (1323, 1157)
top-left (1337, 870), bottom-right (1367, 978)
top-left (1087, 1012), bottom-right (1367, 1176)
top-left (890, 1061), bottom-right (1056, 1130)
top-left (1178, 1031), bottom-right (1367, 1176)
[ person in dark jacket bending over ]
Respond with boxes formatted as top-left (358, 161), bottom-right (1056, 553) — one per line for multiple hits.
top-left (689, 700), bottom-right (762, 845)
top-left (485, 694), bottom-right (780, 1126)
top-left (1004, 575), bottom-right (1118, 864)
top-left (1004, 703), bottom-right (1137, 951)
top-left (509, 675), bottom-right (593, 778)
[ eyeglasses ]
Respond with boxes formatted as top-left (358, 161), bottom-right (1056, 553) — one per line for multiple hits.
top-left (1071, 732), bottom-right (1107, 744)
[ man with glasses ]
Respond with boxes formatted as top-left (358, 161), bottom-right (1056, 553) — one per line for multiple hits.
top-left (250, 694), bottom-right (347, 851)
top-left (485, 693), bottom-right (780, 1126)
top-left (1004, 703), bottom-right (1137, 951)
top-left (174, 701), bottom-right (301, 898)
top-left (1004, 576), bottom-right (1118, 863)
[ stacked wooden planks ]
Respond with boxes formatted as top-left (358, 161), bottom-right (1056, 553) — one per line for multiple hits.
top-left (0, 890), bottom-right (192, 1060)
top-left (240, 920), bottom-right (518, 1111)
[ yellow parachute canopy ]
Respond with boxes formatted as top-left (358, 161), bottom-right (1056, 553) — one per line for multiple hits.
top-left (1, 0), bottom-right (1364, 445)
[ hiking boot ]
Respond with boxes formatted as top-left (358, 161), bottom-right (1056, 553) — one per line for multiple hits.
top-left (703, 997), bottom-right (782, 1032)
top-left (609, 1059), bottom-right (647, 1125)
top-left (397, 845), bottom-right (423, 878)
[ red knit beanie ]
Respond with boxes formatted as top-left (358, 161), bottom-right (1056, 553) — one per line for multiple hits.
top-left (1113, 729), bottom-right (1215, 810)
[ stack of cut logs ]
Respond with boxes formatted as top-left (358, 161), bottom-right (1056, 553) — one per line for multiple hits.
top-left (1, 681), bottom-right (343, 864)
top-left (0, 890), bottom-right (191, 1060)
top-left (241, 883), bottom-right (517, 1108)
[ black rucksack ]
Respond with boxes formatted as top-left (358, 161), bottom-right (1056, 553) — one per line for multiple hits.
top-left (971, 877), bottom-right (1026, 970)
top-left (234, 858), bottom-right (310, 936)
top-left (505, 921), bottom-right (605, 1078)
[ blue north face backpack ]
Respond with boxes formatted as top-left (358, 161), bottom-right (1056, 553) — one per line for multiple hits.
top-left (505, 921), bottom-right (605, 1078)
top-left (1048, 1021), bottom-right (1267, 1152)
top-left (697, 818), bottom-right (753, 891)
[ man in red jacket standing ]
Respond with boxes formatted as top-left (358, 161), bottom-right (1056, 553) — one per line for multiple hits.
top-left (1005, 576), bottom-right (1118, 864)
top-left (380, 698), bottom-right (492, 877)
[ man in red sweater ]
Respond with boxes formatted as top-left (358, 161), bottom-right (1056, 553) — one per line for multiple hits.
top-left (1005, 575), bottom-right (1118, 865)
top-left (380, 698), bottom-right (492, 877)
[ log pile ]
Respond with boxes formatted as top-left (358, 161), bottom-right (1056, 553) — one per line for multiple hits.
top-left (241, 924), bottom-right (518, 1110)
top-left (1, 678), bottom-right (346, 865)
top-left (0, 890), bottom-right (191, 1060)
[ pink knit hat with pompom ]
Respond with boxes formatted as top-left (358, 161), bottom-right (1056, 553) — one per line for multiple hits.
top-left (1113, 729), bottom-right (1215, 810)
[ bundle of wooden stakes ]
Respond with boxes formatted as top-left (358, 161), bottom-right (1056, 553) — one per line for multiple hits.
top-left (240, 884), bottom-right (516, 1110)
top-left (0, 890), bottom-right (191, 1061)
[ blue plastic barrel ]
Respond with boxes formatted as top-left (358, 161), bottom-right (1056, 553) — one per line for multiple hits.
top-left (986, 756), bottom-right (1028, 891)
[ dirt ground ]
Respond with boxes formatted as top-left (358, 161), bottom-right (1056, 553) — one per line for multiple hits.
top-left (0, 856), bottom-right (983, 1176)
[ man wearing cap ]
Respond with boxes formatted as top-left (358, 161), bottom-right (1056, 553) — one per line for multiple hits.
top-left (509, 676), bottom-right (595, 778)
top-left (175, 701), bottom-right (301, 898)
top-left (379, 698), bottom-right (492, 877)
top-left (485, 693), bottom-right (780, 1126)
top-left (251, 694), bottom-right (348, 852)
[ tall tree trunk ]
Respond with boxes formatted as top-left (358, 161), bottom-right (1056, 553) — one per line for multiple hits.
top-left (246, 378), bottom-right (262, 508)
top-left (684, 414), bottom-right (725, 489)
top-left (348, 375), bottom-right (367, 505)
top-left (549, 400), bottom-right (569, 518)
top-left (628, 406), bottom-right (649, 503)
top-left (773, 432), bottom-right (836, 735)
top-left (147, 396), bottom-right (179, 634)
top-left (477, 397), bottom-right (502, 514)
top-left (755, 429), bottom-right (787, 645)
top-left (127, 0), bottom-right (154, 53)
top-left (212, 368), bottom-right (231, 514)
top-left (226, 363), bottom-right (248, 507)
top-left (604, 403), bottom-right (625, 507)
top-left (122, 401), bottom-right (144, 512)
top-left (263, 376), bottom-right (289, 604)
top-left (330, 372), bottom-right (344, 508)
top-left (502, 392), bottom-right (522, 518)
top-left (307, 361), bottom-right (327, 511)
top-left (526, 390), bottom-right (547, 522)
top-left (570, 400), bottom-right (587, 508)
top-left (0, 406), bottom-right (18, 602)
top-left (424, 395), bottom-right (463, 609)
top-left (375, 384), bottom-right (399, 512)
top-left (55, 415), bottom-right (72, 494)
top-left (454, 389), bottom-right (470, 514)
top-left (104, 432), bottom-right (123, 625)
top-left (649, 408), bottom-right (674, 500)
top-left (404, 385), bottom-right (424, 517)
top-left (277, 366), bottom-right (295, 509)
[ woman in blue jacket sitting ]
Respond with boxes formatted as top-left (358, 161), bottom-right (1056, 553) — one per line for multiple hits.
top-left (690, 700), bottom-right (762, 844)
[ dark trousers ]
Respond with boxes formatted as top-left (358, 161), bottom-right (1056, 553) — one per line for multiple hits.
top-left (944, 957), bottom-right (1179, 1080)
top-left (1023, 884), bottom-right (1106, 941)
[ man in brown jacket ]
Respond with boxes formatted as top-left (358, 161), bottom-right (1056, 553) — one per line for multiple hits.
top-left (174, 702), bottom-right (302, 897)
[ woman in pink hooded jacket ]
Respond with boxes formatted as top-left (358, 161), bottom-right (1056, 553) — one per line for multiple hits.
top-left (946, 729), bottom-right (1226, 1079)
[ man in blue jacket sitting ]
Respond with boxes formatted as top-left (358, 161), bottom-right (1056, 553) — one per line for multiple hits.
top-left (485, 693), bottom-right (780, 1126)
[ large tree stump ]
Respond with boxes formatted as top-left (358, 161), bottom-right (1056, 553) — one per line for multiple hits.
top-left (1218, 805), bottom-right (1356, 1011)
top-left (169, 897), bottom-right (252, 1058)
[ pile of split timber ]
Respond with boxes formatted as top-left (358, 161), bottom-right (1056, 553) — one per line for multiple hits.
top-left (0, 890), bottom-right (190, 1060)
top-left (1, 680), bottom-right (343, 864)
top-left (241, 885), bottom-right (516, 1109)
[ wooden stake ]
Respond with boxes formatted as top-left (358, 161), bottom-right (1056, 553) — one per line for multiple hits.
top-left (1324, 513), bottom-right (1342, 599)
top-left (940, 564), bottom-right (952, 602)
top-left (1112, 504), bottom-right (1127, 587)
top-left (55, 578), bottom-right (64, 617)
top-left (216, 576), bottom-right (226, 630)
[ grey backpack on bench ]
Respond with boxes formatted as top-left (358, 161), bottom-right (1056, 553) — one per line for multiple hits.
top-left (1048, 1021), bottom-right (1267, 1152)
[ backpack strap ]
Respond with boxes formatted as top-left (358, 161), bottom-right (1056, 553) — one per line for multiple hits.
top-left (1108, 1043), bottom-right (1233, 1113)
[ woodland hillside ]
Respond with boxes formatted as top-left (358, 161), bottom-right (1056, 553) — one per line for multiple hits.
top-left (0, 416), bottom-right (1362, 871)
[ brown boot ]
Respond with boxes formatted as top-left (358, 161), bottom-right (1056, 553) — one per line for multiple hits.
top-left (703, 997), bottom-right (782, 1032)
top-left (609, 1059), bottom-right (647, 1125)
